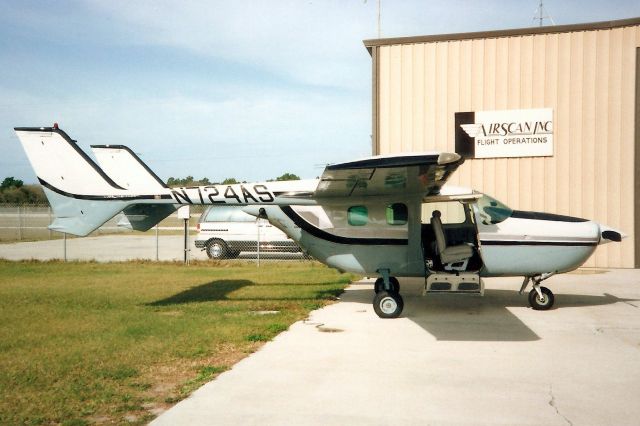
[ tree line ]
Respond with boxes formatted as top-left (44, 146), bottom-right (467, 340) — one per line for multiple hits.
top-left (0, 177), bottom-right (47, 204)
top-left (166, 173), bottom-right (300, 187)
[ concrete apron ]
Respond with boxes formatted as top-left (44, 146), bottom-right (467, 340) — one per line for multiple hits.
top-left (152, 269), bottom-right (640, 426)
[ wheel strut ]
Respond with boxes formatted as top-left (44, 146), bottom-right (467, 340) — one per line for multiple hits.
top-left (374, 269), bottom-right (400, 294)
top-left (520, 272), bottom-right (556, 295)
top-left (379, 269), bottom-right (392, 291)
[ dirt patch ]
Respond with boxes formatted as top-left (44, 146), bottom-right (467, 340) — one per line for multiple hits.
top-left (140, 341), bottom-right (264, 419)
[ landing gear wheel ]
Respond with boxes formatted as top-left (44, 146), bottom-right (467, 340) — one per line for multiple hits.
top-left (206, 240), bottom-right (228, 259)
top-left (373, 291), bottom-right (404, 318)
top-left (374, 277), bottom-right (400, 294)
top-left (528, 286), bottom-right (554, 310)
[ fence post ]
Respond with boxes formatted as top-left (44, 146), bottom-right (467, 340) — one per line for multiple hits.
top-left (256, 219), bottom-right (261, 267)
top-left (17, 205), bottom-right (22, 241)
top-left (48, 206), bottom-right (52, 239)
top-left (63, 232), bottom-right (67, 262)
top-left (155, 224), bottom-right (159, 261)
top-left (177, 206), bottom-right (190, 265)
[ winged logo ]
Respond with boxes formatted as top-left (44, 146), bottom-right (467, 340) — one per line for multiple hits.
top-left (460, 123), bottom-right (483, 138)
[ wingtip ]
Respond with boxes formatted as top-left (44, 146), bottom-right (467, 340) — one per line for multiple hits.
top-left (437, 152), bottom-right (462, 165)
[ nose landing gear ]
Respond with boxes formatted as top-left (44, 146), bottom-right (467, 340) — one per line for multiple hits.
top-left (520, 273), bottom-right (556, 310)
top-left (528, 286), bottom-right (554, 310)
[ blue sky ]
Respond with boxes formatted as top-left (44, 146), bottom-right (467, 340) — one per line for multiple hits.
top-left (1, 0), bottom-right (639, 183)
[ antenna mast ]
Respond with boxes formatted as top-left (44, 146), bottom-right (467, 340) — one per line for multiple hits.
top-left (533, 0), bottom-right (555, 27)
top-left (364, 0), bottom-right (381, 38)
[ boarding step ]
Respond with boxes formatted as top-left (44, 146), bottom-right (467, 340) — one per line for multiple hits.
top-left (423, 272), bottom-right (484, 296)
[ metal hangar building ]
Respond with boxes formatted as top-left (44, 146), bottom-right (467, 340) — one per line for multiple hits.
top-left (364, 17), bottom-right (640, 268)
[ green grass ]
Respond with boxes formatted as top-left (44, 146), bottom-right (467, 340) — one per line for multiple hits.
top-left (0, 260), bottom-right (356, 425)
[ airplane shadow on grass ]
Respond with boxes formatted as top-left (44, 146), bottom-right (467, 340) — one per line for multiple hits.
top-left (147, 280), bottom-right (343, 306)
top-left (345, 281), bottom-right (640, 342)
top-left (148, 280), bottom-right (253, 306)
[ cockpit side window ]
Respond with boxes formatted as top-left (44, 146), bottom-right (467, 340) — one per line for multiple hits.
top-left (476, 194), bottom-right (513, 224)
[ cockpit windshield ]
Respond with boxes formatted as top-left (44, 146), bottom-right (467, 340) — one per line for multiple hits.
top-left (475, 193), bottom-right (513, 224)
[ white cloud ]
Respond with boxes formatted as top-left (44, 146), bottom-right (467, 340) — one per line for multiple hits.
top-left (85, 0), bottom-right (378, 90)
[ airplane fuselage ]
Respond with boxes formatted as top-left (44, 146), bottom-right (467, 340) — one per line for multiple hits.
top-left (118, 180), bottom-right (608, 279)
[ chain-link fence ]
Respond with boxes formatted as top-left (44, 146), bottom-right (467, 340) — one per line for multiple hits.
top-left (1, 203), bottom-right (54, 241)
top-left (0, 203), bottom-right (312, 264)
top-left (0, 203), bottom-right (205, 241)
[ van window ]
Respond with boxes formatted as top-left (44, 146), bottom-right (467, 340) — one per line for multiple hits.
top-left (386, 203), bottom-right (408, 225)
top-left (204, 206), bottom-right (254, 223)
top-left (348, 206), bottom-right (368, 226)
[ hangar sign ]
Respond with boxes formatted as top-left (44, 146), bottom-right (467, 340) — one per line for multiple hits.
top-left (454, 108), bottom-right (553, 159)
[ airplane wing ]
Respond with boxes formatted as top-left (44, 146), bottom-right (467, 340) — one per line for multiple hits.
top-left (315, 152), bottom-right (464, 198)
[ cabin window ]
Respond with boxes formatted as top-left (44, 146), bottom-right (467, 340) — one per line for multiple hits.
top-left (386, 203), bottom-right (408, 225)
top-left (348, 206), bottom-right (368, 226)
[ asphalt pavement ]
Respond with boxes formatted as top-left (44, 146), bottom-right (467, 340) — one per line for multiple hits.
top-left (152, 270), bottom-right (640, 426)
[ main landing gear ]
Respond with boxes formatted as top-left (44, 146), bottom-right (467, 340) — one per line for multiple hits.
top-left (374, 276), bottom-right (400, 294)
top-left (520, 273), bottom-right (556, 310)
top-left (373, 271), bottom-right (403, 318)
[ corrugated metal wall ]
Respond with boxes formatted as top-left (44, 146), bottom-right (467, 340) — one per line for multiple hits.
top-left (374, 24), bottom-right (639, 268)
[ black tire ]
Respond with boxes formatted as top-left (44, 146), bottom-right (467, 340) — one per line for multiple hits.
top-left (206, 240), bottom-right (228, 259)
top-left (528, 286), bottom-right (555, 310)
top-left (374, 277), bottom-right (400, 294)
top-left (373, 291), bottom-right (404, 318)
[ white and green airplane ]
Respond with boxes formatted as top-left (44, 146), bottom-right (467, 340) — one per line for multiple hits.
top-left (14, 125), bottom-right (624, 318)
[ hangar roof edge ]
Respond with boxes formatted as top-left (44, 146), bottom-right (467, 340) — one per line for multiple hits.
top-left (363, 16), bottom-right (640, 51)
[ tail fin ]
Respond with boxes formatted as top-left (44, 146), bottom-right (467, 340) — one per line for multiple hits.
top-left (91, 145), bottom-right (176, 231)
top-left (14, 126), bottom-right (172, 236)
top-left (15, 126), bottom-right (127, 195)
top-left (90, 145), bottom-right (168, 192)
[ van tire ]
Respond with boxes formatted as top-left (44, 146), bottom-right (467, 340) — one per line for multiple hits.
top-left (206, 240), bottom-right (228, 259)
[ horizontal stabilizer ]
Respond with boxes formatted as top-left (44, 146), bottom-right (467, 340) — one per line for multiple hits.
top-left (43, 186), bottom-right (128, 236)
top-left (117, 204), bottom-right (176, 232)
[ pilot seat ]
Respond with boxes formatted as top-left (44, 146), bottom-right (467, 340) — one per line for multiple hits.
top-left (430, 210), bottom-right (474, 271)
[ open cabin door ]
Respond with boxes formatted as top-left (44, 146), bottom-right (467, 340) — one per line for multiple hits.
top-left (421, 192), bottom-right (484, 273)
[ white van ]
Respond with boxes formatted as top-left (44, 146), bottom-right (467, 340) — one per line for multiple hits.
top-left (195, 205), bottom-right (302, 259)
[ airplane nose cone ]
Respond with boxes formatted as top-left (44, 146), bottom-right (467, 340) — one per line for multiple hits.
top-left (598, 224), bottom-right (626, 245)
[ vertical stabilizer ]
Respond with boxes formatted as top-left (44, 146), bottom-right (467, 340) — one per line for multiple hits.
top-left (15, 127), bottom-right (126, 196)
top-left (91, 145), bottom-right (168, 192)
